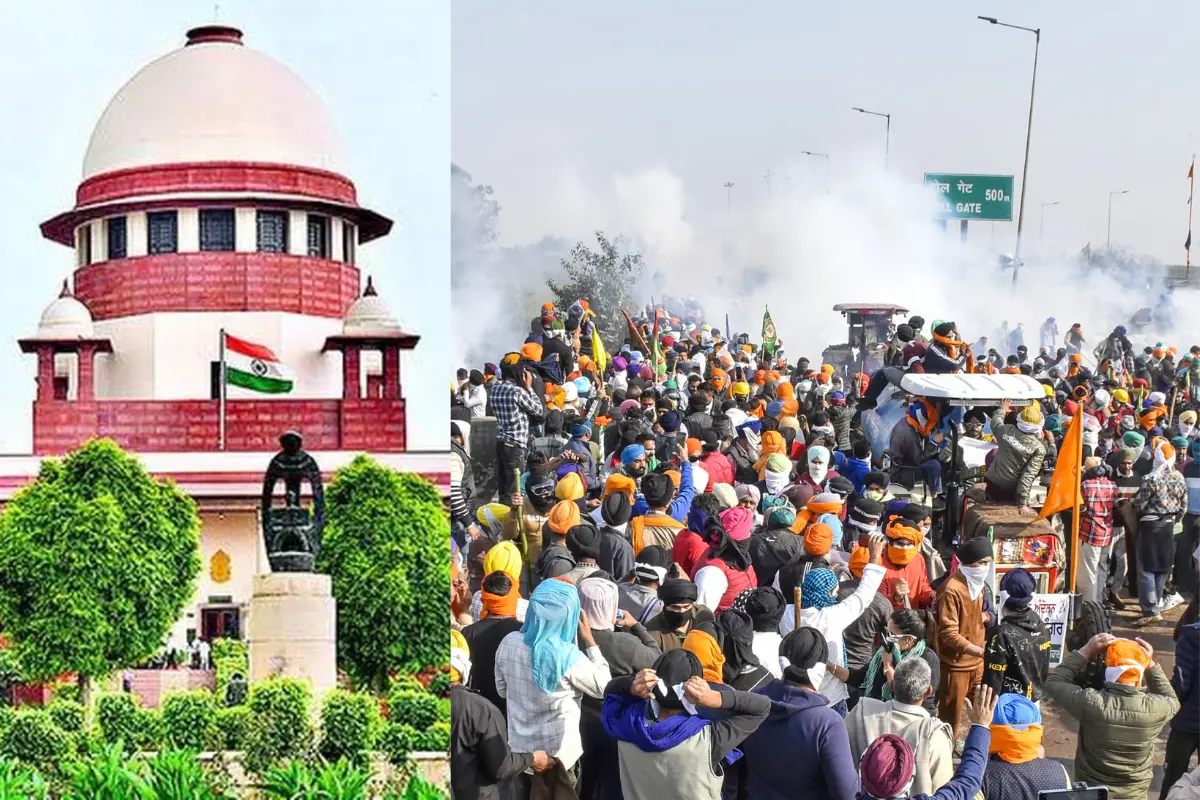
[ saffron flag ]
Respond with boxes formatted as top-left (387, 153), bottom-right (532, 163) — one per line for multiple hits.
top-left (762, 308), bottom-right (778, 358)
top-left (1039, 405), bottom-right (1084, 519)
top-left (224, 333), bottom-right (294, 394)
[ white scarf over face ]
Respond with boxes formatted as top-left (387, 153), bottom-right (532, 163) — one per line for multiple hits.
top-left (1150, 441), bottom-right (1174, 480)
top-left (959, 564), bottom-right (990, 600)
top-left (808, 446), bottom-right (830, 485)
top-left (765, 469), bottom-right (790, 495)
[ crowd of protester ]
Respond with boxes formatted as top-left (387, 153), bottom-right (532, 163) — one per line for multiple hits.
top-left (448, 299), bottom-right (1199, 800)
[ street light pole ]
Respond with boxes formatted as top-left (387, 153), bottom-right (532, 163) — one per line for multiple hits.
top-left (851, 108), bottom-right (890, 172)
top-left (979, 16), bottom-right (1040, 287)
top-left (724, 181), bottom-right (734, 216)
top-left (1107, 190), bottom-right (1129, 251)
top-left (800, 151), bottom-right (831, 194)
top-left (1039, 201), bottom-right (1058, 244)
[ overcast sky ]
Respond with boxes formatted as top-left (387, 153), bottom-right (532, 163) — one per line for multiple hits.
top-left (453, 1), bottom-right (1200, 264)
top-left (0, 0), bottom-right (447, 453)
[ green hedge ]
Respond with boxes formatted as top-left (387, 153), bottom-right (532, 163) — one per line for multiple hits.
top-left (318, 690), bottom-right (379, 764)
top-left (435, 698), bottom-right (451, 725)
top-left (211, 638), bottom-right (248, 704)
top-left (161, 690), bottom-right (217, 751)
top-left (417, 722), bottom-right (450, 753)
top-left (0, 710), bottom-right (71, 766)
top-left (96, 694), bottom-right (140, 751)
top-left (213, 706), bottom-right (252, 751)
top-left (427, 671), bottom-right (451, 698)
top-left (387, 690), bottom-right (438, 731)
top-left (244, 677), bottom-right (313, 774)
top-left (45, 700), bottom-right (84, 735)
top-left (377, 721), bottom-right (418, 766)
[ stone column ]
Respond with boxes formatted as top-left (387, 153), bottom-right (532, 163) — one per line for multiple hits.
top-left (246, 573), bottom-right (337, 699)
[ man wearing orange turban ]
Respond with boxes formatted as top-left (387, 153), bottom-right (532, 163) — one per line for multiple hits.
top-left (1044, 633), bottom-right (1176, 799)
top-left (754, 431), bottom-right (787, 478)
top-left (520, 342), bottom-right (543, 362)
top-left (876, 516), bottom-right (935, 610)
top-left (710, 368), bottom-right (728, 392)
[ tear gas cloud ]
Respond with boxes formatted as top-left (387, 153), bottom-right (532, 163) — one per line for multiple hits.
top-left (452, 155), bottom-right (1191, 372)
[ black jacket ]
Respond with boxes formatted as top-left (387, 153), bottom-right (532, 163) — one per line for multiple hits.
top-left (728, 443), bottom-right (759, 485)
top-left (982, 606), bottom-right (1053, 702)
top-left (450, 684), bottom-right (534, 800)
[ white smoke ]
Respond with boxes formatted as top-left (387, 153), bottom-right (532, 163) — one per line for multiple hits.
top-left (453, 154), bottom-right (1187, 370)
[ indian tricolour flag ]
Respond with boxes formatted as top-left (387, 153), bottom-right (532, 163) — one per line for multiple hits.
top-left (222, 332), bottom-right (294, 394)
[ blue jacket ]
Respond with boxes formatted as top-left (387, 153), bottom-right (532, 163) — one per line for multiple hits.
top-left (842, 458), bottom-right (872, 494)
top-left (631, 460), bottom-right (694, 523)
top-left (860, 723), bottom-right (991, 800)
top-left (1172, 622), bottom-right (1199, 734)
top-left (738, 680), bottom-right (858, 800)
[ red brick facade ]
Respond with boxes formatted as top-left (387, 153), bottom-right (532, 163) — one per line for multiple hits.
top-left (76, 161), bottom-right (358, 207)
top-left (74, 252), bottom-right (361, 320)
top-left (31, 397), bottom-right (406, 455)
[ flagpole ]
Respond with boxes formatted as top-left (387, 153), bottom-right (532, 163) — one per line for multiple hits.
top-left (1068, 406), bottom-right (1083, 596)
top-left (218, 328), bottom-right (227, 451)
top-left (1188, 156), bottom-right (1195, 282)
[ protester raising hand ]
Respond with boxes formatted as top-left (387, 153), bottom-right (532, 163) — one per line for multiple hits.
top-left (964, 683), bottom-right (999, 727)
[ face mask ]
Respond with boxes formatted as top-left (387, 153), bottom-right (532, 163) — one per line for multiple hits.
top-left (865, 489), bottom-right (886, 502)
top-left (809, 462), bottom-right (828, 484)
top-left (959, 564), bottom-right (990, 600)
top-left (798, 380), bottom-right (813, 393)
top-left (765, 469), bottom-right (789, 495)
top-left (888, 543), bottom-right (917, 566)
top-left (660, 607), bottom-right (693, 630)
top-left (1182, 423), bottom-right (1195, 437)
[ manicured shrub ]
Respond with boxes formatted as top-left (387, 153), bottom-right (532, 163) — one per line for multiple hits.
top-left (387, 690), bottom-right (438, 731)
top-left (426, 671), bottom-right (451, 698)
top-left (162, 690), bottom-right (217, 751)
top-left (318, 690), bottom-right (379, 764)
top-left (211, 638), bottom-right (248, 705)
top-left (213, 706), bottom-right (252, 751)
top-left (244, 677), bottom-right (313, 774)
top-left (417, 722), bottom-right (450, 753)
top-left (46, 699), bottom-right (85, 734)
top-left (0, 709), bottom-right (71, 766)
top-left (96, 693), bottom-right (139, 750)
top-left (434, 698), bottom-right (450, 725)
top-left (135, 708), bottom-right (164, 751)
top-left (377, 722), bottom-right (418, 766)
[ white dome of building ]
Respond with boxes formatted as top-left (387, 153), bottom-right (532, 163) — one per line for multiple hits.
top-left (343, 277), bottom-right (403, 337)
top-left (36, 282), bottom-right (95, 339)
top-left (82, 26), bottom-right (348, 180)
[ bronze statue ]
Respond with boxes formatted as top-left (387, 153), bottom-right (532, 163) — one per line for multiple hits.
top-left (261, 431), bottom-right (325, 572)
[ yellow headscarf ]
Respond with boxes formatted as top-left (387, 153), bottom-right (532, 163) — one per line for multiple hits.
top-left (450, 629), bottom-right (470, 683)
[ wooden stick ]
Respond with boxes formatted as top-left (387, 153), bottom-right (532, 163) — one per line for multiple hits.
top-left (793, 586), bottom-right (803, 630)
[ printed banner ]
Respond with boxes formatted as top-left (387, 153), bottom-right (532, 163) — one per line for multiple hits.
top-left (1030, 593), bottom-right (1070, 667)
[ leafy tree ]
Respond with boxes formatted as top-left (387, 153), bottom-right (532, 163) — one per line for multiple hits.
top-left (315, 456), bottom-right (450, 690)
top-left (547, 231), bottom-right (645, 346)
top-left (0, 439), bottom-right (200, 709)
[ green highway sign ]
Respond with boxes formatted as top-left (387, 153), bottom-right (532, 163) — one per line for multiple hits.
top-left (924, 173), bottom-right (1014, 221)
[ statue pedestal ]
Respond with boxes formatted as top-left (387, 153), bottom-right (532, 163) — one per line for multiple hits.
top-left (247, 573), bottom-right (337, 697)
